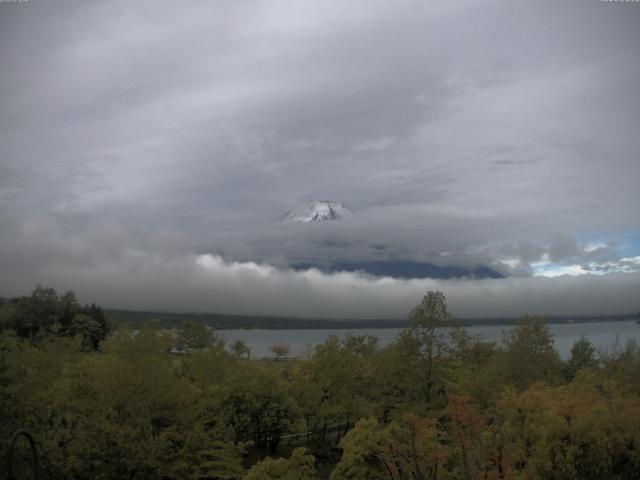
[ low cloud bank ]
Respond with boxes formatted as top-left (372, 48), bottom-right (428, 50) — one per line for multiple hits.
top-left (1, 212), bottom-right (639, 319)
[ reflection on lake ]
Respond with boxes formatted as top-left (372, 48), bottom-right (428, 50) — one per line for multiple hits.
top-left (221, 320), bottom-right (640, 360)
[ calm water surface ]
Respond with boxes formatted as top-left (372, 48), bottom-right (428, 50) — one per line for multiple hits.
top-left (221, 320), bottom-right (640, 360)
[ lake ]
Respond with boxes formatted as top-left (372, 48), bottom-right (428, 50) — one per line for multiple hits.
top-left (220, 320), bottom-right (640, 360)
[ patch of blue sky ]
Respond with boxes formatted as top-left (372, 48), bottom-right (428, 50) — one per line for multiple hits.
top-left (619, 232), bottom-right (640, 257)
top-left (532, 262), bottom-right (590, 278)
top-left (533, 255), bottom-right (640, 278)
top-left (532, 230), bottom-right (640, 278)
top-left (576, 231), bottom-right (640, 257)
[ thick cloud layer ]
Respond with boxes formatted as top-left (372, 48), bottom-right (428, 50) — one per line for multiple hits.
top-left (1, 212), bottom-right (638, 318)
top-left (1, 1), bottom-right (639, 316)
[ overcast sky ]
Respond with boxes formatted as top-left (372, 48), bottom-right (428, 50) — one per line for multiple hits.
top-left (1, 0), bottom-right (639, 318)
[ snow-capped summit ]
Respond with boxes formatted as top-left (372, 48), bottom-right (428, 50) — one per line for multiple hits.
top-left (278, 200), bottom-right (355, 223)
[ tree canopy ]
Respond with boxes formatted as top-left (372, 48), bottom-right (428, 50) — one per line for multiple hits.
top-left (1, 288), bottom-right (639, 479)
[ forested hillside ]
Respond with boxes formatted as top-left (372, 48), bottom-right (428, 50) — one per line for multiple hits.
top-left (1, 289), bottom-right (639, 479)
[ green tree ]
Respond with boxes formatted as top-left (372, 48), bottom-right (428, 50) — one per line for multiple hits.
top-left (2, 287), bottom-right (109, 349)
top-left (196, 439), bottom-right (248, 480)
top-left (342, 334), bottom-right (378, 357)
top-left (0, 301), bottom-right (17, 333)
top-left (57, 290), bottom-right (80, 333)
top-left (330, 418), bottom-right (387, 480)
top-left (567, 336), bottom-right (599, 380)
top-left (217, 362), bottom-right (298, 453)
top-left (230, 339), bottom-right (252, 359)
top-left (9, 286), bottom-right (59, 339)
top-left (500, 315), bottom-right (563, 389)
top-left (448, 328), bottom-right (500, 407)
top-left (245, 447), bottom-right (316, 479)
top-left (409, 291), bottom-right (452, 329)
top-left (331, 415), bottom-right (449, 480)
top-left (40, 328), bottom-right (203, 479)
top-left (176, 320), bottom-right (220, 351)
top-left (393, 290), bottom-right (456, 408)
top-left (77, 302), bottom-right (110, 346)
top-left (69, 313), bottom-right (103, 351)
top-left (289, 335), bottom-right (378, 446)
top-left (601, 338), bottom-right (640, 394)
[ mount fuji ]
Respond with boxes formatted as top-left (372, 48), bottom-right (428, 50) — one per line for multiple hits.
top-left (277, 200), bottom-right (504, 279)
top-left (278, 200), bottom-right (354, 223)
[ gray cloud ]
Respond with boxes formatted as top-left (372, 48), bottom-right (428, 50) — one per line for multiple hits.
top-left (1, 1), bottom-right (639, 314)
top-left (0, 211), bottom-right (638, 319)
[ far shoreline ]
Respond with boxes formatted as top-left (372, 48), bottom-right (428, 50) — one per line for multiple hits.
top-left (106, 309), bottom-right (639, 330)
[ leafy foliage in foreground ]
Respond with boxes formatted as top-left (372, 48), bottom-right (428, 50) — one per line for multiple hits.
top-left (1, 288), bottom-right (639, 479)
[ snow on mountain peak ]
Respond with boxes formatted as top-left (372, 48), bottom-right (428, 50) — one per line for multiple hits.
top-left (279, 200), bottom-right (355, 223)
